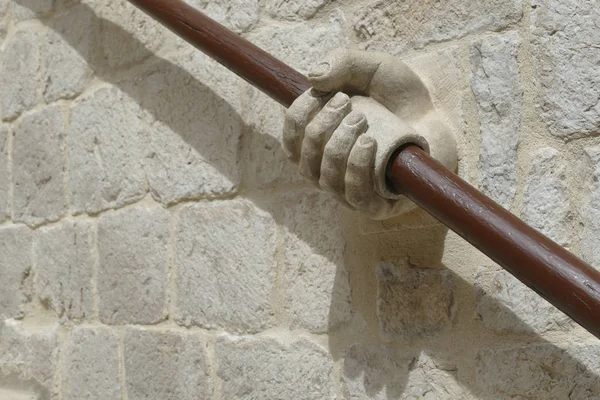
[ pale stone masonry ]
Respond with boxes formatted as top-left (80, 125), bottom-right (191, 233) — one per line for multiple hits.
top-left (1, 1), bottom-right (600, 399)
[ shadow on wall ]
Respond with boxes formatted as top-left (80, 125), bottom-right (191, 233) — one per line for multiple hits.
top-left (13, 1), bottom-right (600, 399)
top-left (331, 224), bottom-right (600, 398)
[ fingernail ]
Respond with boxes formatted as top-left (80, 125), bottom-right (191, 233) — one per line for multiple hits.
top-left (328, 93), bottom-right (348, 109)
top-left (308, 62), bottom-right (331, 78)
top-left (345, 113), bottom-right (365, 126)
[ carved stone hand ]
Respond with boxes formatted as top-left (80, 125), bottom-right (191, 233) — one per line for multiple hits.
top-left (283, 49), bottom-right (457, 219)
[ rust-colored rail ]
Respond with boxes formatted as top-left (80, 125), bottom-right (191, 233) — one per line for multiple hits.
top-left (128, 0), bottom-right (600, 339)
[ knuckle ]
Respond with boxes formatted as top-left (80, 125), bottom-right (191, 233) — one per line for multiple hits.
top-left (304, 123), bottom-right (324, 142)
top-left (325, 146), bottom-right (346, 166)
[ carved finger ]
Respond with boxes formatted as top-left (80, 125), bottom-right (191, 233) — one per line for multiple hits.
top-left (307, 49), bottom-right (383, 95)
top-left (299, 92), bottom-right (351, 181)
top-left (283, 89), bottom-right (329, 162)
top-left (345, 135), bottom-right (393, 218)
top-left (320, 111), bottom-right (367, 196)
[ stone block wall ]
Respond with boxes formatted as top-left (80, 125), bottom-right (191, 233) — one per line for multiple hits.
top-left (1, 0), bottom-right (599, 399)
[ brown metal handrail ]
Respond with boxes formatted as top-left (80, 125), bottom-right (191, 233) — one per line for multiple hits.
top-left (128, 0), bottom-right (600, 339)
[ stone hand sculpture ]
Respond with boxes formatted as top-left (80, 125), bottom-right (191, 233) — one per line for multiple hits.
top-left (284, 49), bottom-right (457, 219)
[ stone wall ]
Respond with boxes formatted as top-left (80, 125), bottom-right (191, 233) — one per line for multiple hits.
top-left (1, 0), bottom-right (599, 399)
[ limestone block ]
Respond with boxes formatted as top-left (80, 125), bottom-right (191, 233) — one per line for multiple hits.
top-left (97, 207), bottom-right (168, 325)
top-left (34, 220), bottom-right (94, 320)
top-left (470, 32), bottom-right (522, 208)
top-left (86, 0), bottom-right (165, 68)
top-left (266, 0), bottom-right (329, 21)
top-left (342, 344), bottom-right (414, 400)
top-left (13, 0), bottom-right (53, 22)
top-left (280, 189), bottom-right (352, 332)
top-left (354, 0), bottom-right (522, 54)
top-left (68, 86), bottom-right (146, 214)
top-left (0, 389), bottom-right (41, 400)
top-left (185, 0), bottom-right (259, 33)
top-left (521, 148), bottom-right (572, 246)
top-left (531, 0), bottom-right (600, 139)
top-left (0, 0), bottom-right (8, 42)
top-left (476, 344), bottom-right (600, 399)
top-left (0, 29), bottom-right (40, 121)
top-left (216, 335), bottom-right (336, 399)
top-left (61, 326), bottom-right (120, 400)
top-left (42, 4), bottom-right (96, 102)
top-left (242, 15), bottom-right (347, 188)
top-left (476, 269), bottom-right (572, 334)
top-left (0, 125), bottom-right (9, 221)
top-left (400, 353), bottom-right (468, 399)
top-left (377, 262), bottom-right (455, 342)
top-left (128, 53), bottom-right (242, 205)
top-left (580, 146), bottom-right (600, 269)
top-left (13, 105), bottom-right (67, 226)
top-left (0, 319), bottom-right (58, 393)
top-left (175, 200), bottom-right (275, 333)
top-left (0, 226), bottom-right (32, 319)
top-left (343, 350), bottom-right (468, 400)
top-left (124, 328), bottom-right (212, 400)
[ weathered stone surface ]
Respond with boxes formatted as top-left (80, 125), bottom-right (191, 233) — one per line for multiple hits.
top-left (0, 125), bottom-right (9, 221)
top-left (476, 344), bottom-right (600, 399)
top-left (471, 31), bottom-right (522, 208)
top-left (344, 350), bottom-right (468, 400)
top-left (175, 200), bottom-right (275, 333)
top-left (342, 344), bottom-right (414, 399)
top-left (0, 0), bottom-right (8, 42)
top-left (580, 146), bottom-right (600, 269)
top-left (0, 319), bottom-right (58, 393)
top-left (90, 0), bottom-right (165, 68)
top-left (266, 0), bottom-right (329, 21)
top-left (0, 226), bottom-right (32, 319)
top-left (354, 0), bottom-right (522, 54)
top-left (0, 29), bottom-right (40, 121)
top-left (377, 262), bottom-right (455, 342)
top-left (42, 4), bottom-right (96, 102)
top-left (216, 335), bottom-right (335, 399)
top-left (68, 86), bottom-right (146, 214)
top-left (476, 269), bottom-right (572, 334)
top-left (61, 326), bottom-right (120, 400)
top-left (405, 47), bottom-right (465, 140)
top-left (171, 51), bottom-right (249, 117)
top-left (97, 207), bottom-right (168, 324)
top-left (13, 105), bottom-right (67, 227)
top-left (280, 189), bottom-right (352, 333)
top-left (243, 15), bottom-right (347, 188)
top-left (186, 0), bottom-right (259, 33)
top-left (531, 0), bottom-right (600, 139)
top-left (401, 353), bottom-right (468, 399)
top-left (34, 220), bottom-right (94, 320)
top-left (130, 53), bottom-right (242, 204)
top-left (13, 0), bottom-right (53, 21)
top-left (521, 148), bottom-right (572, 246)
top-left (0, 389), bottom-right (40, 400)
top-left (124, 328), bottom-right (211, 400)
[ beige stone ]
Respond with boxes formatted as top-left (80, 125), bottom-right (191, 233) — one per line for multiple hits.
top-left (216, 335), bottom-right (336, 399)
top-left (377, 261), bottom-right (455, 342)
top-left (0, 29), bottom-right (40, 121)
top-left (0, 226), bottom-right (33, 319)
top-left (285, 49), bottom-right (457, 219)
top-left (97, 207), bottom-right (168, 325)
top-left (124, 328), bottom-right (212, 400)
top-left (175, 200), bottom-right (276, 333)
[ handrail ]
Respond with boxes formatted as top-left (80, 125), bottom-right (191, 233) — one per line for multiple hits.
top-left (128, 0), bottom-right (600, 339)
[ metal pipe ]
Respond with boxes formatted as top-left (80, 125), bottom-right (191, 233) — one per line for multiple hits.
top-left (127, 0), bottom-right (600, 339)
